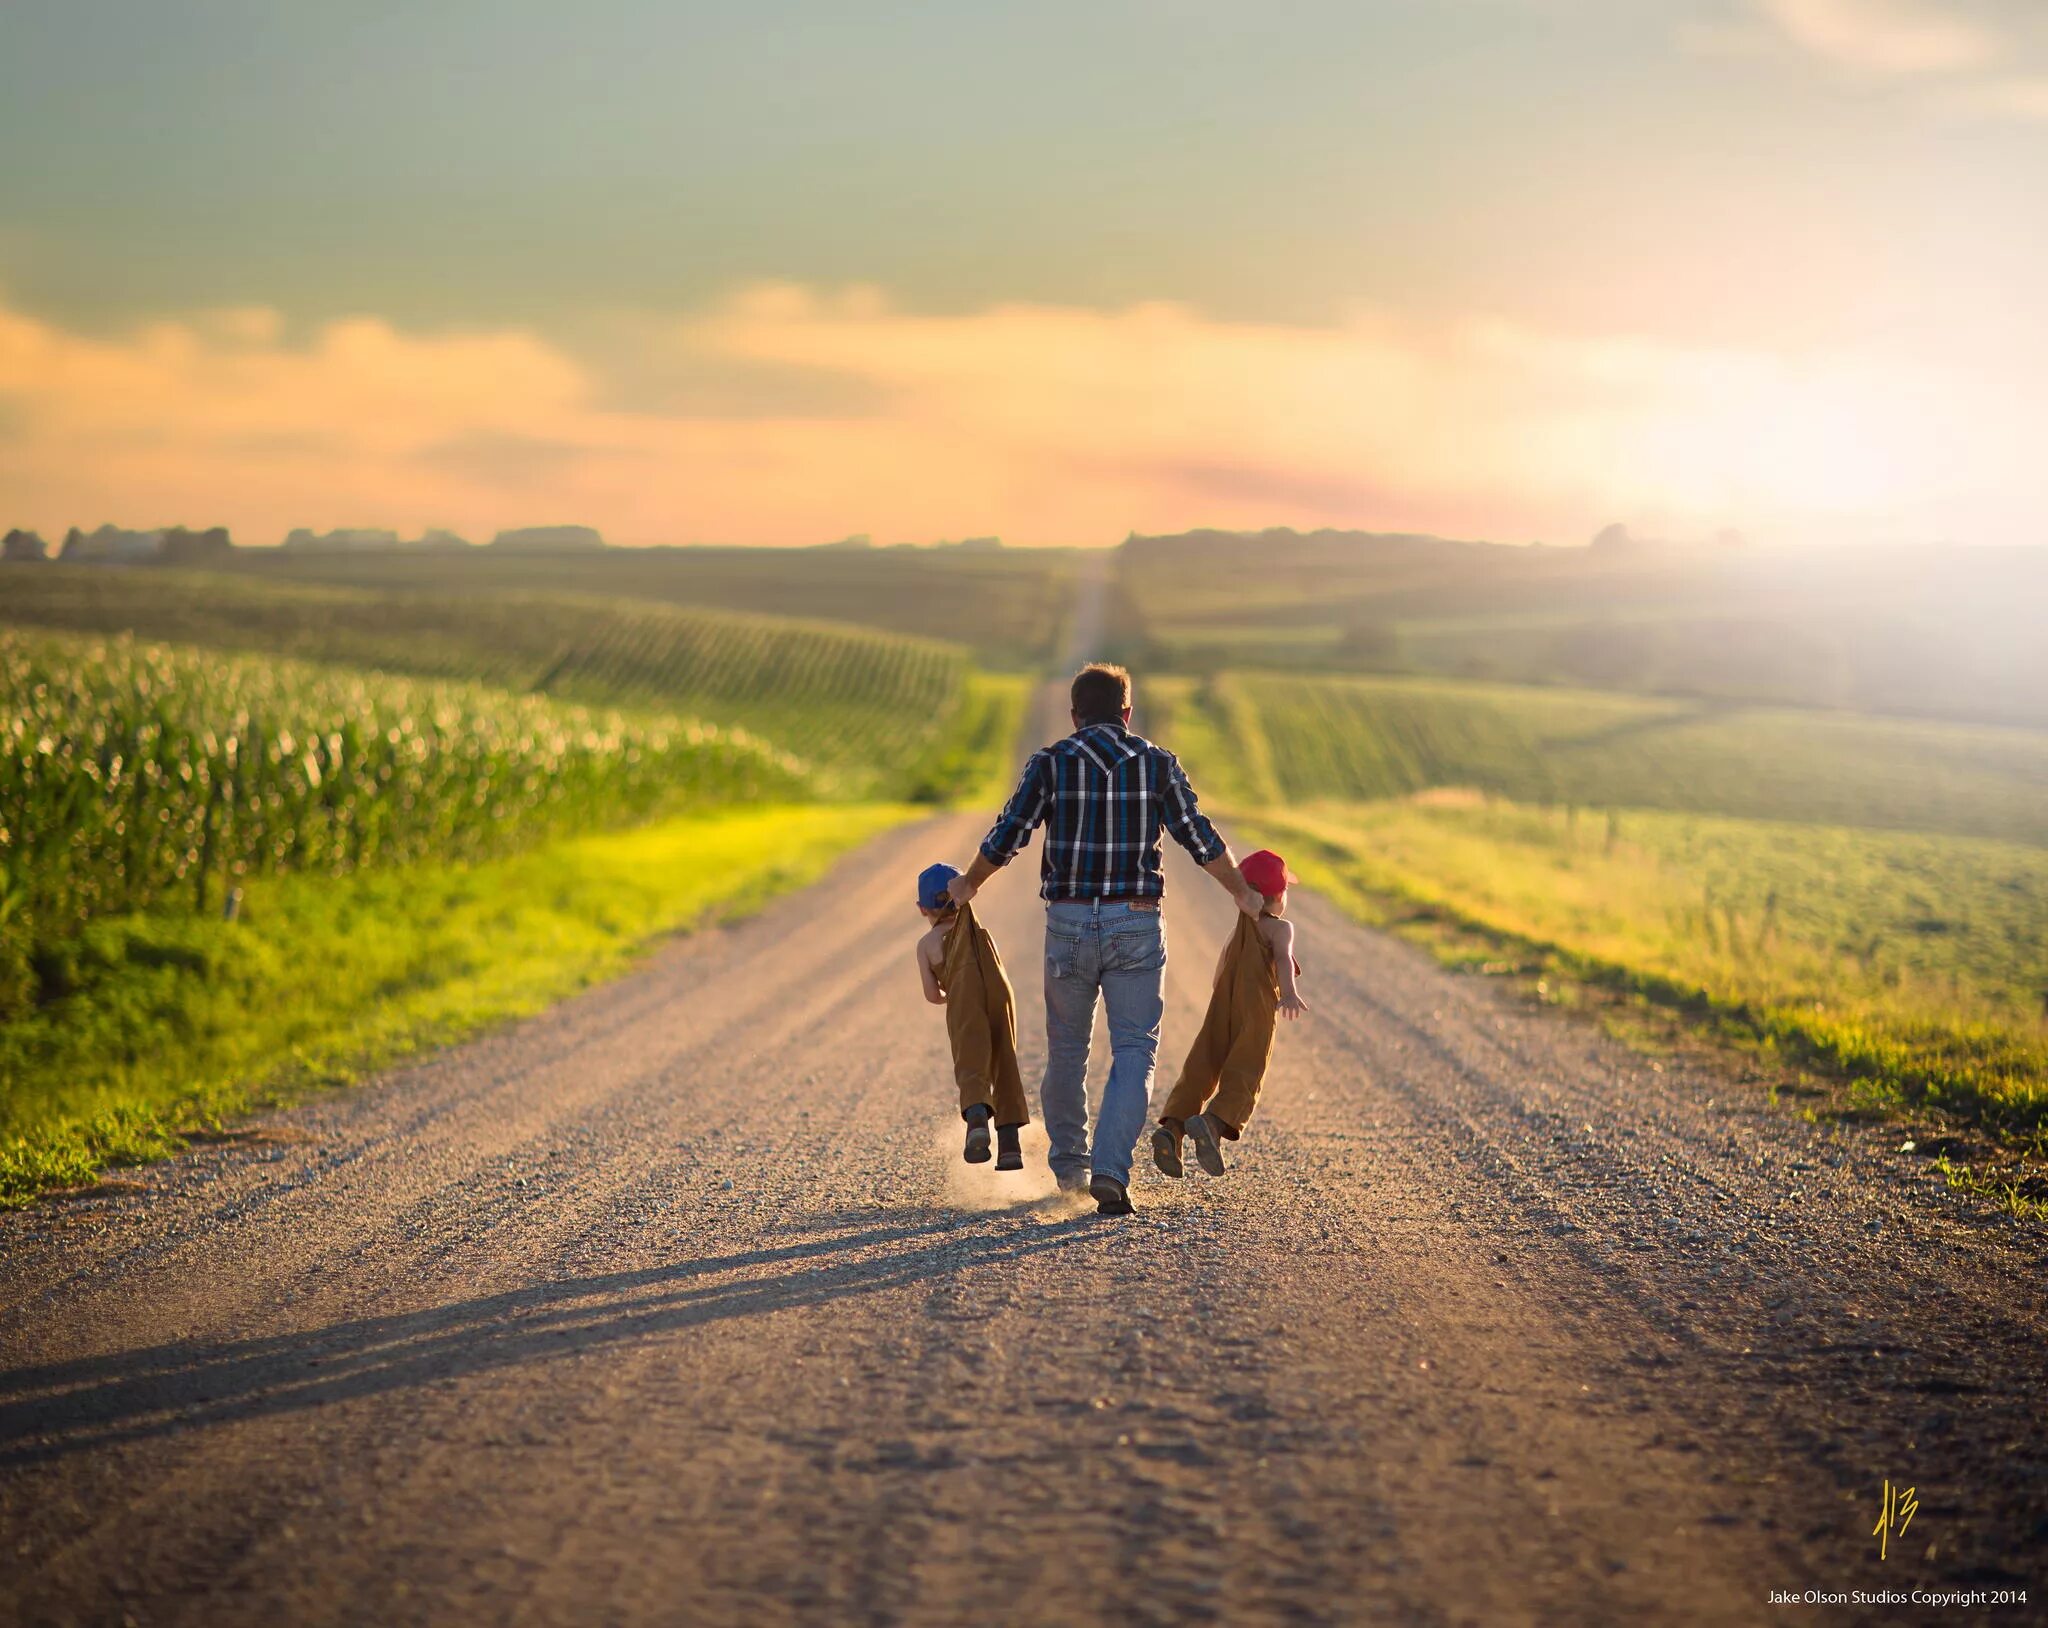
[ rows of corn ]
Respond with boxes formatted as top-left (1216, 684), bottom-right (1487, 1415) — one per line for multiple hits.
top-left (0, 569), bottom-right (972, 795)
top-left (0, 627), bottom-right (810, 1015)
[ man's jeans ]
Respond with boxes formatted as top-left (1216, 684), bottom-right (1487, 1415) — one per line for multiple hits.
top-left (1041, 900), bottom-right (1167, 1186)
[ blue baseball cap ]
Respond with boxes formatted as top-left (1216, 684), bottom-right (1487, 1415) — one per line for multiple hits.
top-left (917, 862), bottom-right (962, 911)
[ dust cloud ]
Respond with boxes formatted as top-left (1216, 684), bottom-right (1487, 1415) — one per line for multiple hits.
top-left (933, 1119), bottom-right (1061, 1210)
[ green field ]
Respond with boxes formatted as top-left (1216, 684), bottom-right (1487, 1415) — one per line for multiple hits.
top-left (1119, 530), bottom-right (2048, 730)
top-left (214, 541), bottom-right (1080, 669)
top-left (1149, 670), bottom-right (2048, 1153)
top-left (1152, 671), bottom-right (2048, 847)
top-left (0, 802), bottom-right (908, 1205)
top-left (0, 567), bottom-right (1010, 797)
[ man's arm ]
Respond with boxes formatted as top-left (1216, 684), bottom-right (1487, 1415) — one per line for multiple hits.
top-left (949, 750), bottom-right (1049, 907)
top-left (1201, 849), bottom-right (1264, 917)
top-left (1163, 752), bottom-right (1262, 916)
top-left (947, 849), bottom-right (1001, 908)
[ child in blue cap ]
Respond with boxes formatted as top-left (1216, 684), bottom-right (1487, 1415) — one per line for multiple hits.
top-left (915, 861), bottom-right (1028, 1168)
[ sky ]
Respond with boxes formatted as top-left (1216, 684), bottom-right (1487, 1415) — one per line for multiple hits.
top-left (2, 0), bottom-right (2044, 548)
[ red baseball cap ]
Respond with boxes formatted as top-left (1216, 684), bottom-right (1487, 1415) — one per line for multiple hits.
top-left (1240, 849), bottom-right (1295, 898)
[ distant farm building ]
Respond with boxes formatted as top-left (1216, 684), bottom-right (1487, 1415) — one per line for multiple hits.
top-left (490, 525), bottom-right (604, 550)
top-left (284, 527), bottom-right (402, 552)
top-left (60, 525), bottom-right (164, 562)
top-left (158, 526), bottom-right (234, 564)
top-left (283, 527), bottom-right (474, 551)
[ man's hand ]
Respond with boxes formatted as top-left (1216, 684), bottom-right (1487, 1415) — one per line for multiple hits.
top-left (1201, 849), bottom-right (1263, 916)
top-left (947, 851), bottom-right (998, 910)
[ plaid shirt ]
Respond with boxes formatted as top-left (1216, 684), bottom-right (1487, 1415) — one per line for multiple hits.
top-left (979, 722), bottom-right (1226, 901)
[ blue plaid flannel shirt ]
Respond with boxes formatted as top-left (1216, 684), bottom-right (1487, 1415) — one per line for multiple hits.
top-left (979, 722), bottom-right (1226, 901)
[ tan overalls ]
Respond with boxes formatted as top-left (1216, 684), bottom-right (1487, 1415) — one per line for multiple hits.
top-left (940, 903), bottom-right (1031, 1127)
top-left (1159, 911), bottom-right (1282, 1138)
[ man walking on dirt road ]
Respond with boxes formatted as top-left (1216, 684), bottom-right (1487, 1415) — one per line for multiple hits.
top-left (944, 663), bottom-right (1262, 1214)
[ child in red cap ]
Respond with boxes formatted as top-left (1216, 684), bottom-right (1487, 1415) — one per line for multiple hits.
top-left (1152, 848), bottom-right (1307, 1177)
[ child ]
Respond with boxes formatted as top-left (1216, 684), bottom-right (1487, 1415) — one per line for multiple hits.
top-left (915, 862), bottom-right (1029, 1169)
top-left (1151, 848), bottom-right (1308, 1177)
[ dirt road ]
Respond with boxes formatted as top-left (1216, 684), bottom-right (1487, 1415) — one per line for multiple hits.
top-left (3, 690), bottom-right (2044, 1627)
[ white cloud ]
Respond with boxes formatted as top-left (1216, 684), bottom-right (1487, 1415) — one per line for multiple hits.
top-left (1714, 0), bottom-right (2048, 119)
top-left (1949, 71), bottom-right (2048, 116)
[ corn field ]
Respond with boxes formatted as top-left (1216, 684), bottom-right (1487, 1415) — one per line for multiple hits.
top-left (0, 570), bottom-right (972, 794)
top-left (0, 629), bottom-right (809, 1012)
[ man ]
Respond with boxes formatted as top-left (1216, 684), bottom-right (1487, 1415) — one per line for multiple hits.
top-left (946, 663), bottom-right (1261, 1215)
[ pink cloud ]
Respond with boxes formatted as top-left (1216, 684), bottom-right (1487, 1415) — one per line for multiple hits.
top-left (1756, 0), bottom-right (1998, 77)
top-left (0, 286), bottom-right (2037, 549)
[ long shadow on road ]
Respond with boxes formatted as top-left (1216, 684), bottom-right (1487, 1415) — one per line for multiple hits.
top-left (0, 1208), bottom-right (1093, 1469)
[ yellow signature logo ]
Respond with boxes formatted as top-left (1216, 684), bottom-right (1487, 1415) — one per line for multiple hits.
top-left (1873, 1478), bottom-right (1919, 1560)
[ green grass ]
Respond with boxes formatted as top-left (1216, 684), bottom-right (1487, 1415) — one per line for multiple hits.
top-left (1153, 670), bottom-right (2048, 847)
top-left (1244, 797), bottom-right (2048, 1145)
top-left (902, 672), bottom-right (1035, 806)
top-left (1927, 1155), bottom-right (2048, 1222)
top-left (0, 802), bottom-right (914, 1205)
top-left (0, 567), bottom-right (1005, 797)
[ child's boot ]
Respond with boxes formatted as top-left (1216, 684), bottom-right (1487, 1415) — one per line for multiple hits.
top-left (1150, 1120), bottom-right (1185, 1178)
top-left (1186, 1112), bottom-right (1227, 1176)
top-left (995, 1124), bottom-right (1023, 1171)
top-left (963, 1104), bottom-right (993, 1164)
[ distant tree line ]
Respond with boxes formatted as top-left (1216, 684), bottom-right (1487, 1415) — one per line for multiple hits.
top-left (817, 534), bottom-right (1004, 551)
top-left (3, 525), bottom-right (234, 564)
top-left (283, 527), bottom-right (472, 552)
top-left (1, 522), bottom-right (609, 563)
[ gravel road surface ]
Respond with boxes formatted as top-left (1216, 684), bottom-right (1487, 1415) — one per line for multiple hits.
top-left (3, 689), bottom-right (2043, 1627)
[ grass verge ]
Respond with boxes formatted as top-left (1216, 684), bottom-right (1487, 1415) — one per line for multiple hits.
top-left (903, 672), bottom-right (1033, 807)
top-left (1235, 798), bottom-right (2047, 1163)
top-left (0, 802), bottom-right (914, 1206)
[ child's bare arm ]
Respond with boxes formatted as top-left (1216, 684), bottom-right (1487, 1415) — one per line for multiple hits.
top-left (916, 932), bottom-right (947, 1005)
top-left (1264, 918), bottom-right (1308, 1018)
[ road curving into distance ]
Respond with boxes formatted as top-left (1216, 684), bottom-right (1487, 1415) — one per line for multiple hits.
top-left (1, 681), bottom-right (2043, 1627)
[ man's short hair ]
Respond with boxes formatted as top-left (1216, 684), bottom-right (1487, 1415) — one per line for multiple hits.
top-left (1071, 663), bottom-right (1133, 725)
